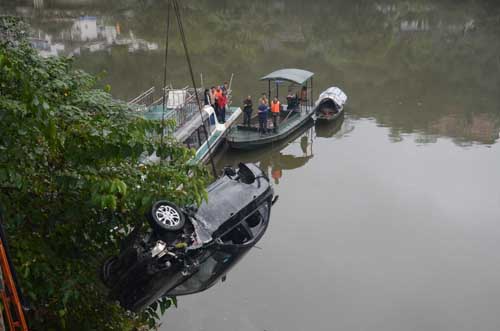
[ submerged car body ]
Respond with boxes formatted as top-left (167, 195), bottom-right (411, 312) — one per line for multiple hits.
top-left (102, 163), bottom-right (275, 312)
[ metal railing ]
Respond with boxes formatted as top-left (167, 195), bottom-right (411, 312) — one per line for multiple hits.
top-left (127, 87), bottom-right (155, 109)
top-left (130, 82), bottom-right (233, 131)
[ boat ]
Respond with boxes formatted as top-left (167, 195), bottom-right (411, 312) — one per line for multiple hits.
top-left (221, 119), bottom-right (315, 171)
top-left (102, 163), bottom-right (276, 312)
top-left (315, 87), bottom-right (347, 121)
top-left (226, 68), bottom-right (316, 150)
top-left (130, 86), bottom-right (241, 164)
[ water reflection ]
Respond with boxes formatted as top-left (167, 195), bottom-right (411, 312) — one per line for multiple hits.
top-left (217, 119), bottom-right (315, 185)
top-left (28, 15), bottom-right (158, 58)
top-left (315, 113), bottom-right (344, 138)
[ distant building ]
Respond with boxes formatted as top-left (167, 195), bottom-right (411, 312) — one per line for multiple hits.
top-left (71, 16), bottom-right (98, 41)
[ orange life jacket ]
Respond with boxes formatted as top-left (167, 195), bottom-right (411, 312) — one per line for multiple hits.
top-left (271, 101), bottom-right (280, 113)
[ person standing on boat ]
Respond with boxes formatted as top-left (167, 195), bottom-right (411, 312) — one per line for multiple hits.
top-left (219, 91), bottom-right (228, 123)
top-left (260, 93), bottom-right (268, 107)
top-left (210, 86), bottom-right (216, 108)
top-left (203, 88), bottom-right (211, 106)
top-left (258, 100), bottom-right (268, 135)
top-left (221, 81), bottom-right (229, 93)
top-left (214, 86), bottom-right (223, 121)
top-left (300, 86), bottom-right (307, 109)
top-left (270, 97), bottom-right (280, 133)
top-left (243, 95), bottom-right (253, 127)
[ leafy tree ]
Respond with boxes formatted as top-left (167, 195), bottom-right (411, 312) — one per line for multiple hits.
top-left (0, 17), bottom-right (209, 330)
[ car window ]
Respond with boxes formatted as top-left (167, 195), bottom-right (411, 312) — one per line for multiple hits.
top-left (220, 202), bottom-right (270, 245)
top-left (168, 250), bottom-right (232, 296)
top-left (221, 224), bottom-right (251, 245)
top-left (245, 203), bottom-right (269, 236)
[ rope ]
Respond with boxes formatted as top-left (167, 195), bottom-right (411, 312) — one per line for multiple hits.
top-left (159, 0), bottom-right (171, 161)
top-left (172, 0), bottom-right (218, 177)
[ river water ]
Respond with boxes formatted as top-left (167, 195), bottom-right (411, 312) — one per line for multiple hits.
top-left (4, 1), bottom-right (500, 330)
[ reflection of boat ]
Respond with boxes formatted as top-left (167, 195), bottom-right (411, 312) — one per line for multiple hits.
top-left (315, 113), bottom-right (345, 138)
top-left (227, 68), bottom-right (316, 150)
top-left (315, 114), bottom-right (356, 140)
top-left (315, 87), bottom-right (347, 122)
top-left (222, 119), bottom-right (315, 183)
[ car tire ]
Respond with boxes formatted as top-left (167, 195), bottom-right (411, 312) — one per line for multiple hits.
top-left (148, 200), bottom-right (185, 232)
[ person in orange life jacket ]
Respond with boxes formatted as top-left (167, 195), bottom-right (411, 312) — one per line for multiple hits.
top-left (218, 91), bottom-right (228, 123)
top-left (257, 99), bottom-right (269, 134)
top-left (270, 97), bottom-right (280, 132)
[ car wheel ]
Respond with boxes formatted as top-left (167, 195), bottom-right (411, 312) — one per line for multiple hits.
top-left (148, 200), bottom-right (185, 232)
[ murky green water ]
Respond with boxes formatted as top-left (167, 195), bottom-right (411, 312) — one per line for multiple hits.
top-left (4, 1), bottom-right (500, 330)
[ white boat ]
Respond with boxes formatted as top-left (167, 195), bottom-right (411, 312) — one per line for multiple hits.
top-left (131, 87), bottom-right (241, 164)
top-left (185, 104), bottom-right (241, 164)
top-left (315, 87), bottom-right (347, 121)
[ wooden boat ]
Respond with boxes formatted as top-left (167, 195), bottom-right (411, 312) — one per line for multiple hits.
top-left (227, 68), bottom-right (316, 150)
top-left (315, 87), bottom-right (347, 122)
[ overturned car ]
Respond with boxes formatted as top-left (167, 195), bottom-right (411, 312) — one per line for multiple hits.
top-left (101, 163), bottom-right (276, 312)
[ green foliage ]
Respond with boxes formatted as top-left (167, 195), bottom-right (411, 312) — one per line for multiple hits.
top-left (0, 17), bottom-right (210, 330)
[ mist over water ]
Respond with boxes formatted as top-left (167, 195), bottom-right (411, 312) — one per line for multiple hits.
top-left (5, 1), bottom-right (500, 330)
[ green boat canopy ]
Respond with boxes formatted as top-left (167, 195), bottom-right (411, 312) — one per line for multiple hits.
top-left (260, 68), bottom-right (314, 85)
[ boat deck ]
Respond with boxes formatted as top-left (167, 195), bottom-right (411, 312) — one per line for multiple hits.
top-left (140, 105), bottom-right (240, 143)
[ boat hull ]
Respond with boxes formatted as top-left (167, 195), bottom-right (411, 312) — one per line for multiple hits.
top-left (227, 109), bottom-right (315, 150)
top-left (193, 106), bottom-right (242, 163)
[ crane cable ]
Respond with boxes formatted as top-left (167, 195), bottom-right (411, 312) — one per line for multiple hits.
top-left (160, 0), bottom-right (218, 177)
top-left (159, 0), bottom-right (171, 156)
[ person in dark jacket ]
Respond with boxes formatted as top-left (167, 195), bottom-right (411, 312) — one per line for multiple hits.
top-left (258, 100), bottom-right (268, 134)
top-left (243, 95), bottom-right (253, 127)
top-left (203, 88), bottom-right (211, 106)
